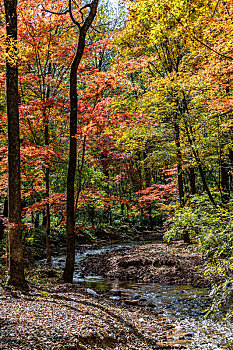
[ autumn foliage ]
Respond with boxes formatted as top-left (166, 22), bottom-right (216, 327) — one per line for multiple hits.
top-left (0, 0), bottom-right (233, 276)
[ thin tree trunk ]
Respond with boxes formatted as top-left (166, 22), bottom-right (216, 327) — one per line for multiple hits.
top-left (45, 164), bottom-right (51, 264)
top-left (174, 122), bottom-right (188, 243)
top-left (145, 162), bottom-right (153, 229)
top-left (63, 0), bottom-right (99, 283)
top-left (74, 135), bottom-right (87, 218)
top-left (174, 122), bottom-right (184, 207)
top-left (148, 204), bottom-right (153, 230)
top-left (229, 147), bottom-right (233, 191)
top-left (121, 203), bottom-right (124, 216)
top-left (43, 110), bottom-right (51, 264)
top-left (189, 167), bottom-right (196, 195)
top-left (44, 67), bottom-right (52, 264)
top-left (184, 122), bottom-right (216, 206)
top-left (4, 0), bottom-right (27, 289)
top-left (220, 159), bottom-right (230, 203)
top-left (109, 206), bottom-right (112, 226)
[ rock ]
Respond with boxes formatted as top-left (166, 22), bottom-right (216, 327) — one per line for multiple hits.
top-left (139, 296), bottom-right (148, 302)
top-left (146, 299), bottom-right (155, 307)
top-left (86, 288), bottom-right (98, 296)
top-left (132, 293), bottom-right (141, 299)
top-left (124, 299), bottom-right (140, 306)
top-left (184, 333), bottom-right (193, 337)
top-left (109, 296), bottom-right (121, 301)
top-left (110, 289), bottom-right (121, 296)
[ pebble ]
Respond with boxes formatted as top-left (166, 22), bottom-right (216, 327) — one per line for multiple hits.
top-left (86, 288), bottom-right (98, 296)
top-left (109, 296), bottom-right (121, 300)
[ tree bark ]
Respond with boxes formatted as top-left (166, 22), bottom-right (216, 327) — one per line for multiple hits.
top-left (220, 159), bottom-right (230, 203)
top-left (229, 147), bottom-right (233, 191)
top-left (43, 112), bottom-right (51, 264)
top-left (4, 0), bottom-right (27, 289)
top-left (63, 0), bottom-right (99, 283)
top-left (184, 121), bottom-right (216, 206)
top-left (174, 122), bottom-right (184, 207)
top-left (0, 218), bottom-right (4, 243)
top-left (189, 167), bottom-right (196, 195)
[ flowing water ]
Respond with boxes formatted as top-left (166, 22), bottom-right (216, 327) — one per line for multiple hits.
top-left (48, 244), bottom-right (233, 349)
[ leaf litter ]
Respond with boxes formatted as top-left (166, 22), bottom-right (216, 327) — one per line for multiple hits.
top-left (0, 281), bottom-right (182, 350)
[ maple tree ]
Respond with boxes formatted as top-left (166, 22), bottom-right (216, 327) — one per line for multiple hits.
top-left (17, 1), bottom-right (69, 264)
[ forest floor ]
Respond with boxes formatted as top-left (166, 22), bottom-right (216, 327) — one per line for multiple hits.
top-left (0, 239), bottom-right (217, 349)
top-left (0, 276), bottom-right (189, 350)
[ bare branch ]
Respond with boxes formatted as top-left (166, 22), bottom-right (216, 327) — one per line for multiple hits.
top-left (69, 0), bottom-right (81, 29)
top-left (79, 3), bottom-right (91, 23)
top-left (42, 5), bottom-right (69, 16)
top-left (90, 25), bottom-right (102, 34)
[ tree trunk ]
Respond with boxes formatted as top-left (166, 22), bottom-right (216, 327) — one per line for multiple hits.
top-left (184, 121), bottom-right (216, 206)
top-left (63, 0), bottom-right (99, 283)
top-left (145, 163), bottom-right (153, 229)
top-left (182, 231), bottom-right (191, 244)
top-left (44, 113), bottom-right (51, 264)
top-left (189, 167), bottom-right (196, 195)
top-left (220, 159), bottom-right (230, 203)
top-left (121, 203), bottom-right (124, 216)
top-left (62, 41), bottom-right (79, 283)
top-left (174, 122), bottom-right (184, 207)
top-left (148, 204), bottom-right (153, 230)
top-left (35, 213), bottom-right (40, 228)
top-left (0, 218), bottom-right (4, 243)
top-left (3, 197), bottom-right (8, 218)
top-left (45, 167), bottom-right (51, 264)
top-left (4, 0), bottom-right (27, 289)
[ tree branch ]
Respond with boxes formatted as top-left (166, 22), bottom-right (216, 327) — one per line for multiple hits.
top-left (79, 3), bottom-right (91, 24)
top-left (69, 0), bottom-right (81, 29)
top-left (170, 11), bottom-right (233, 61)
top-left (42, 5), bottom-right (69, 16)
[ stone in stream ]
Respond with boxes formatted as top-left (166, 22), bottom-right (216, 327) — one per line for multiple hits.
top-left (109, 296), bottom-right (121, 301)
top-left (124, 299), bottom-right (141, 306)
top-left (145, 299), bottom-right (155, 307)
top-left (86, 288), bottom-right (98, 296)
top-left (139, 296), bottom-right (148, 302)
top-left (132, 293), bottom-right (141, 299)
top-left (110, 289), bottom-right (121, 297)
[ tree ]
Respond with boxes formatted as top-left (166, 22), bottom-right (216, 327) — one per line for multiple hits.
top-left (62, 0), bottom-right (99, 283)
top-left (18, 2), bottom-right (70, 264)
top-left (4, 0), bottom-right (27, 289)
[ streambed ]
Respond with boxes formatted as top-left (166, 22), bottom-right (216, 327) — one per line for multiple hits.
top-left (50, 243), bottom-right (233, 349)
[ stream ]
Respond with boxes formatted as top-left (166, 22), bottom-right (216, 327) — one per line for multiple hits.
top-left (47, 243), bottom-right (233, 349)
